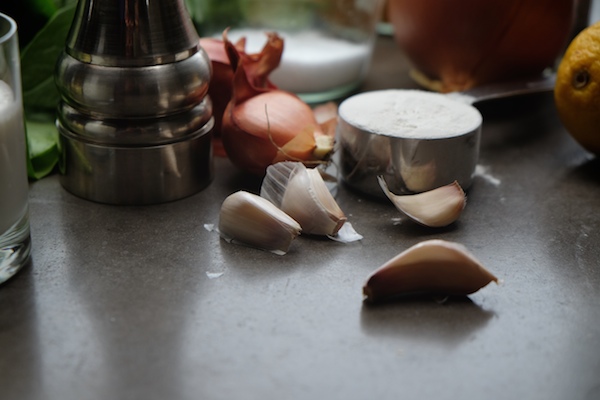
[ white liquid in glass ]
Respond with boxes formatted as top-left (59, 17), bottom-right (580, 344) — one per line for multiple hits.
top-left (0, 80), bottom-right (28, 236)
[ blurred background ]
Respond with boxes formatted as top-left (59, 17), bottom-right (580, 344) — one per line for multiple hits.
top-left (1, 0), bottom-right (598, 180)
top-left (1, 0), bottom-right (598, 51)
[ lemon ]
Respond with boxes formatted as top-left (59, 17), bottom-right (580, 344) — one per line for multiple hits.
top-left (554, 21), bottom-right (600, 155)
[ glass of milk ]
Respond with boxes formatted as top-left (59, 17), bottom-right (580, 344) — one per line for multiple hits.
top-left (196, 0), bottom-right (384, 103)
top-left (0, 13), bottom-right (31, 284)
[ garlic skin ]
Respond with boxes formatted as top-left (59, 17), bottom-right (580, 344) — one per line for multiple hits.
top-left (261, 162), bottom-right (347, 236)
top-left (363, 239), bottom-right (499, 303)
top-left (218, 191), bottom-right (301, 255)
top-left (378, 177), bottom-right (466, 227)
top-left (260, 161), bottom-right (297, 208)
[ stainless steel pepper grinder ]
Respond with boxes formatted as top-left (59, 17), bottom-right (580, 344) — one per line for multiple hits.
top-left (55, 0), bottom-right (214, 205)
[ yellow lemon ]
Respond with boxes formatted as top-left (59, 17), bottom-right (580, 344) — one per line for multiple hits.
top-left (554, 21), bottom-right (600, 155)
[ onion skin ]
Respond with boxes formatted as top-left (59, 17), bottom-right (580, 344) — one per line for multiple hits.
top-left (199, 38), bottom-right (236, 157)
top-left (387, 0), bottom-right (576, 92)
top-left (222, 90), bottom-right (320, 175)
top-left (220, 32), bottom-right (334, 176)
top-left (199, 34), bottom-right (281, 157)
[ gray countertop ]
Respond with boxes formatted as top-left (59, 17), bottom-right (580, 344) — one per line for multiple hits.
top-left (2, 35), bottom-right (600, 400)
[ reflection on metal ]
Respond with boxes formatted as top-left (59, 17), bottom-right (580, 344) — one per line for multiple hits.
top-left (55, 0), bottom-right (214, 205)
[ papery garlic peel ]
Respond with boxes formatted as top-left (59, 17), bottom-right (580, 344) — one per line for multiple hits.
top-left (262, 162), bottom-right (346, 236)
top-left (218, 190), bottom-right (301, 255)
top-left (363, 239), bottom-right (499, 303)
top-left (220, 31), bottom-right (336, 175)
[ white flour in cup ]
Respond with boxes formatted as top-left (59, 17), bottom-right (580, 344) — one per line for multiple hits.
top-left (338, 90), bottom-right (482, 139)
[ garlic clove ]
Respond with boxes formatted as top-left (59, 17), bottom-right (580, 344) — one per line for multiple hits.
top-left (260, 161), bottom-right (296, 208)
top-left (218, 191), bottom-right (301, 255)
top-left (378, 176), bottom-right (466, 227)
top-left (282, 165), bottom-right (347, 236)
top-left (261, 162), bottom-right (346, 236)
top-left (363, 239), bottom-right (499, 303)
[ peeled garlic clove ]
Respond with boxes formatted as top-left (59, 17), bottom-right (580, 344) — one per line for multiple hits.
top-left (218, 191), bottom-right (301, 255)
top-left (378, 176), bottom-right (466, 227)
top-left (261, 162), bottom-right (346, 236)
top-left (363, 239), bottom-right (499, 303)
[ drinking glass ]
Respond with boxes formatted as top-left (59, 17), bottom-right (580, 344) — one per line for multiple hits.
top-left (194, 0), bottom-right (384, 103)
top-left (0, 12), bottom-right (31, 284)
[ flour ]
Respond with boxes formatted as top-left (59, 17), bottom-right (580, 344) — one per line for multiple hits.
top-left (474, 165), bottom-right (501, 186)
top-left (339, 90), bottom-right (482, 139)
top-left (224, 29), bottom-right (371, 93)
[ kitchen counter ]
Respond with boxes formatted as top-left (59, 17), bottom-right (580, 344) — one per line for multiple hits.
top-left (2, 35), bottom-right (600, 400)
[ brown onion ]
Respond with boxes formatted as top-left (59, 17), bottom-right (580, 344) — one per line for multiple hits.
top-left (199, 38), bottom-right (235, 157)
top-left (387, 0), bottom-right (576, 92)
top-left (199, 34), bottom-right (281, 157)
top-left (220, 32), bottom-right (336, 176)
